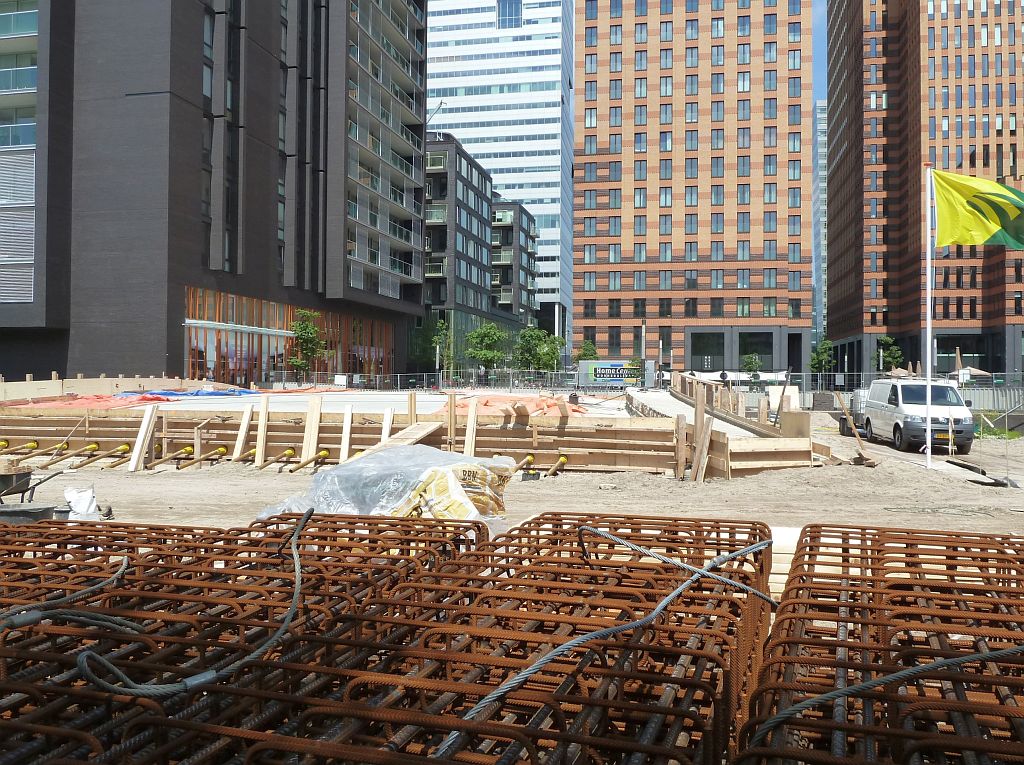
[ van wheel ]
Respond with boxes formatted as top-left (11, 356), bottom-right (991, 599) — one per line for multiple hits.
top-left (864, 419), bottom-right (874, 442)
top-left (957, 441), bottom-right (973, 455)
top-left (893, 426), bottom-right (910, 452)
top-left (839, 417), bottom-right (851, 437)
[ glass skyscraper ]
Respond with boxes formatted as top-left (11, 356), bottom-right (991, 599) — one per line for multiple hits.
top-left (426, 0), bottom-right (574, 343)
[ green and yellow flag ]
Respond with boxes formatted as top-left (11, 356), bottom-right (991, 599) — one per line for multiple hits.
top-left (933, 169), bottom-right (1024, 248)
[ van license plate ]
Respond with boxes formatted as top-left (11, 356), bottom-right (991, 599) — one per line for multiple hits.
top-left (935, 433), bottom-right (950, 440)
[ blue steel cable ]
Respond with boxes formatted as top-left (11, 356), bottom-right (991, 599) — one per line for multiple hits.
top-left (743, 642), bottom-right (1024, 754)
top-left (431, 534), bottom-right (774, 759)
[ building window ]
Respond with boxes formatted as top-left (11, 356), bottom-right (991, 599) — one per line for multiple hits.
top-left (608, 327), bottom-right (621, 355)
top-left (737, 298), bottom-right (751, 317)
top-left (659, 297), bottom-right (673, 317)
top-left (609, 299), bottom-right (622, 318)
top-left (684, 298), bottom-right (698, 317)
top-left (583, 299), bottom-right (597, 318)
top-left (634, 298), bottom-right (647, 317)
top-left (711, 298), bottom-right (724, 317)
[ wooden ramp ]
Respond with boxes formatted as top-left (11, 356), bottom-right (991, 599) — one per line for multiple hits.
top-left (362, 422), bottom-right (442, 455)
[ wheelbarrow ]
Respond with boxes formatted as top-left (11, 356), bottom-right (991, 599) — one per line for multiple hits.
top-left (0, 467), bottom-right (68, 505)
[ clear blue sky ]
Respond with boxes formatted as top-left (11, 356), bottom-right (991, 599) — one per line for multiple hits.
top-left (813, 0), bottom-right (827, 100)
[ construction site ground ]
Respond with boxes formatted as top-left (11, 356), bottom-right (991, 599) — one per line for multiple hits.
top-left (25, 434), bottom-right (1024, 535)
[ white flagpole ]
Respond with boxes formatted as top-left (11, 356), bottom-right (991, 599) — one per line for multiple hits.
top-left (925, 164), bottom-right (934, 469)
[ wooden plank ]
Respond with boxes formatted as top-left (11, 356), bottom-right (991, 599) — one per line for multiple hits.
top-left (407, 391), bottom-right (418, 425)
top-left (255, 395), bottom-right (271, 466)
top-left (380, 403), bottom-right (395, 446)
top-left (834, 390), bottom-right (877, 464)
top-left (463, 398), bottom-right (478, 457)
top-left (513, 402), bottom-right (531, 417)
top-left (556, 398), bottom-right (569, 417)
top-left (757, 397), bottom-right (770, 424)
top-left (730, 459), bottom-right (813, 471)
top-left (127, 405), bottom-right (158, 473)
top-left (674, 413), bottom-right (688, 479)
top-left (338, 405), bottom-right (353, 463)
top-left (192, 418), bottom-right (212, 470)
top-left (370, 422), bottom-right (442, 449)
top-left (300, 395), bottom-right (324, 463)
top-left (729, 437), bottom-right (815, 452)
top-left (230, 404), bottom-right (255, 461)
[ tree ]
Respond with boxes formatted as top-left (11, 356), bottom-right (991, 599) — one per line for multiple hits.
top-left (465, 322), bottom-right (509, 369)
top-left (288, 309), bottom-right (326, 382)
top-left (809, 339), bottom-right (835, 374)
top-left (512, 327), bottom-right (566, 371)
top-left (573, 340), bottom-right (599, 363)
top-left (741, 353), bottom-right (764, 374)
top-left (431, 318), bottom-right (453, 372)
top-left (874, 335), bottom-right (904, 372)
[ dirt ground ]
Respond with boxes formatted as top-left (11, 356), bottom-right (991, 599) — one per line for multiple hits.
top-left (18, 440), bottom-right (1024, 535)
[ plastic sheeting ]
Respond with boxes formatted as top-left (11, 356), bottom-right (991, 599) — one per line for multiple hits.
top-left (263, 445), bottom-right (514, 534)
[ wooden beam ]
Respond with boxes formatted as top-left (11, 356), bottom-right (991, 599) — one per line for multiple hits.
top-left (463, 397), bottom-right (479, 457)
top-left (300, 395), bottom-right (324, 463)
top-left (254, 394), bottom-right (271, 466)
top-left (407, 391), bottom-right (418, 425)
top-left (230, 404), bottom-right (255, 461)
top-left (127, 405), bottom-right (158, 473)
top-left (338, 405), bottom-right (354, 463)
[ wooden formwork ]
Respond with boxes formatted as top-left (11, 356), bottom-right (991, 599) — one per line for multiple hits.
top-left (0, 392), bottom-right (823, 479)
top-left (0, 402), bottom-right (679, 475)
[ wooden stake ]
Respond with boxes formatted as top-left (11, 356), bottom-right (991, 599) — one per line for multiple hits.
top-left (463, 398), bottom-right (479, 457)
top-left (407, 391), bottom-right (418, 425)
top-left (300, 395), bottom-right (324, 463)
top-left (127, 405), bottom-right (158, 473)
top-left (255, 394), bottom-right (271, 466)
top-left (380, 407), bottom-right (395, 445)
top-left (691, 416), bottom-right (714, 483)
top-left (339, 405), bottom-right (353, 463)
top-left (674, 413), bottom-right (688, 479)
top-left (230, 404), bottom-right (255, 461)
top-left (447, 393), bottom-right (457, 451)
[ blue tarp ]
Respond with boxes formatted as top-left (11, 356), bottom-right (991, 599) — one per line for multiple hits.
top-left (113, 388), bottom-right (259, 399)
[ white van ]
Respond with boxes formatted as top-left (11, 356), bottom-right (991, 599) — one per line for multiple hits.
top-left (860, 379), bottom-right (975, 454)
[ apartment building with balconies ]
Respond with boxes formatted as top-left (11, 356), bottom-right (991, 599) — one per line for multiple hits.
top-left (0, 0), bottom-right (428, 383)
top-left (491, 198), bottom-right (539, 328)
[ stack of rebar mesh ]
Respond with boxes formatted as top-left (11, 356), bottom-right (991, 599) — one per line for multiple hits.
top-left (0, 513), bottom-right (772, 764)
top-left (738, 524), bottom-right (1024, 765)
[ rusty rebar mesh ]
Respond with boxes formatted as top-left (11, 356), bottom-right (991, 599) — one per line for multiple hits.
top-left (0, 514), bottom-right (771, 764)
top-left (737, 524), bottom-right (1024, 765)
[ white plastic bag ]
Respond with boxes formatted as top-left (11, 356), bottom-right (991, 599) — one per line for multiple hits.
top-left (64, 486), bottom-right (100, 521)
top-left (262, 445), bottom-right (514, 534)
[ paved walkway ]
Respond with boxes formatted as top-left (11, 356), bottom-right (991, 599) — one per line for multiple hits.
top-left (627, 388), bottom-right (760, 439)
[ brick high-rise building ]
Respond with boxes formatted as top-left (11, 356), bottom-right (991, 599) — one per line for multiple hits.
top-left (573, 0), bottom-right (815, 373)
top-left (828, 0), bottom-right (1024, 374)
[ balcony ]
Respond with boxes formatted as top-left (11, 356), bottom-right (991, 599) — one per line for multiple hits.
top-left (425, 258), bottom-right (446, 277)
top-left (0, 121), bottom-right (34, 147)
top-left (0, 10), bottom-right (36, 38)
top-left (492, 247), bottom-right (513, 266)
top-left (492, 210), bottom-right (514, 226)
top-left (425, 203), bottom-right (446, 224)
top-left (0, 66), bottom-right (36, 93)
top-left (498, 288), bottom-right (513, 304)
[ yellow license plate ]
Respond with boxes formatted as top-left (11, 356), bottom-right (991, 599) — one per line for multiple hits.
top-left (935, 433), bottom-right (950, 439)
